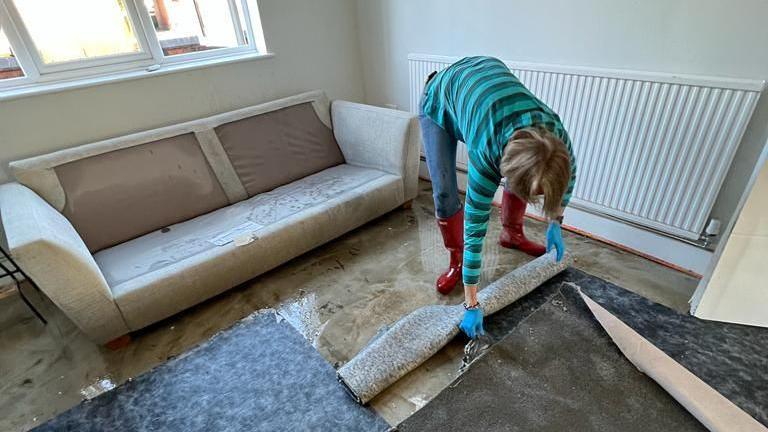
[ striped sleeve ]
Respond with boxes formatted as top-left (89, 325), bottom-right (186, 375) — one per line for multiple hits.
top-left (462, 152), bottom-right (501, 286)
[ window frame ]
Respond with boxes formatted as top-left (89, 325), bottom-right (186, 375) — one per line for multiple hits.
top-left (3, 0), bottom-right (155, 74)
top-left (0, 0), bottom-right (266, 92)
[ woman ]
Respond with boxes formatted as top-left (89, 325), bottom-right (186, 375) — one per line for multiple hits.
top-left (420, 56), bottom-right (576, 339)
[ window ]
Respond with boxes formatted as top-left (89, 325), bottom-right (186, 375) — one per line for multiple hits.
top-left (0, 28), bottom-right (23, 80)
top-left (145, 0), bottom-right (247, 57)
top-left (0, 0), bottom-right (265, 92)
top-left (14, 0), bottom-right (144, 65)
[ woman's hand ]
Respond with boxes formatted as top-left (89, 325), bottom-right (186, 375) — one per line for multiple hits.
top-left (460, 285), bottom-right (484, 338)
top-left (459, 307), bottom-right (484, 339)
top-left (546, 220), bottom-right (565, 261)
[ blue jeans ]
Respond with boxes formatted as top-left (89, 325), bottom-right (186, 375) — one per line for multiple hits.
top-left (419, 110), bottom-right (463, 219)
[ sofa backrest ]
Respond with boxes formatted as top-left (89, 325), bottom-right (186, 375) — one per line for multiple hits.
top-left (54, 133), bottom-right (229, 253)
top-left (9, 91), bottom-right (342, 252)
top-left (216, 102), bottom-right (343, 197)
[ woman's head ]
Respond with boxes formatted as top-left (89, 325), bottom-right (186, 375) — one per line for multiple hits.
top-left (500, 127), bottom-right (571, 219)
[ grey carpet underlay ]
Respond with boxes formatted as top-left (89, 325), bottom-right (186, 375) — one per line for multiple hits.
top-left (399, 285), bottom-right (706, 432)
top-left (400, 269), bottom-right (767, 431)
top-left (34, 312), bottom-right (389, 432)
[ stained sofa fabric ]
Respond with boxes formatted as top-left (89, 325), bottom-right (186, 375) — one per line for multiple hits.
top-left (216, 102), bottom-right (345, 197)
top-left (94, 165), bottom-right (392, 287)
top-left (55, 133), bottom-right (229, 252)
top-left (98, 165), bottom-right (404, 331)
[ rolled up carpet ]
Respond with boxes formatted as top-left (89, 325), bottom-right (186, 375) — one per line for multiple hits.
top-left (338, 251), bottom-right (573, 404)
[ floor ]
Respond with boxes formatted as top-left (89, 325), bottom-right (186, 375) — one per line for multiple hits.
top-left (0, 181), bottom-right (700, 431)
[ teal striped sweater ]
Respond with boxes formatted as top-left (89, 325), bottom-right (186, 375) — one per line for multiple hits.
top-left (422, 56), bottom-right (576, 286)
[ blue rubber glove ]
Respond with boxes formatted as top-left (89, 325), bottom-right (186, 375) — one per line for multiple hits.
top-left (546, 221), bottom-right (565, 262)
top-left (459, 308), bottom-right (484, 339)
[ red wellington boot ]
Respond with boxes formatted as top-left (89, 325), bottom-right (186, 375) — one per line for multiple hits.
top-left (436, 210), bottom-right (463, 295)
top-left (499, 189), bottom-right (546, 256)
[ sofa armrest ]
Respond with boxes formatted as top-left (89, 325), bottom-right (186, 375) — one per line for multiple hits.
top-left (331, 101), bottom-right (421, 201)
top-left (0, 183), bottom-right (129, 343)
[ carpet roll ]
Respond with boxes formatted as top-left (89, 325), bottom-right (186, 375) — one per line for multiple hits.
top-left (338, 251), bottom-right (573, 404)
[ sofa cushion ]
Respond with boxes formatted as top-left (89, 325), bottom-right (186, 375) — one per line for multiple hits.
top-left (95, 164), bottom-right (399, 287)
top-left (93, 164), bottom-right (404, 330)
top-left (216, 102), bottom-right (344, 197)
top-left (54, 133), bottom-right (229, 252)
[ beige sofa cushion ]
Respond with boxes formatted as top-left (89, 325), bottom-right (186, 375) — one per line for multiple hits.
top-left (55, 133), bottom-right (229, 252)
top-left (216, 102), bottom-right (344, 197)
top-left (93, 164), bottom-right (395, 286)
top-left (93, 164), bottom-right (405, 330)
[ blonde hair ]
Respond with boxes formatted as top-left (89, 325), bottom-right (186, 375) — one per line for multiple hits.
top-left (500, 127), bottom-right (571, 219)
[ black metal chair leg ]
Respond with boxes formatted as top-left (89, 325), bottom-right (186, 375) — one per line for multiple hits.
top-left (0, 247), bottom-right (47, 325)
top-left (15, 280), bottom-right (47, 325)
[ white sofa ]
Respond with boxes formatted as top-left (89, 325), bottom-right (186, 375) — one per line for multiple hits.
top-left (0, 91), bottom-right (420, 343)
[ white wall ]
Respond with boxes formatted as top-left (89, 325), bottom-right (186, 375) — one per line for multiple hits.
top-left (355, 0), bottom-right (768, 235)
top-left (0, 0), bottom-right (365, 182)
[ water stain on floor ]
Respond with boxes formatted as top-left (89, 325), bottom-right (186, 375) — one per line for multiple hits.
top-left (276, 292), bottom-right (328, 348)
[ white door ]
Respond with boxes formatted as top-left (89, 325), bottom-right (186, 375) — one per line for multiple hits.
top-left (691, 145), bottom-right (768, 328)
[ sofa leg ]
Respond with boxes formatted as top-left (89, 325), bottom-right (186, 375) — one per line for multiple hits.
top-left (105, 334), bottom-right (132, 350)
top-left (402, 200), bottom-right (413, 210)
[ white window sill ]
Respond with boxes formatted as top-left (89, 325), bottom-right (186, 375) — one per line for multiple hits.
top-left (0, 51), bottom-right (275, 102)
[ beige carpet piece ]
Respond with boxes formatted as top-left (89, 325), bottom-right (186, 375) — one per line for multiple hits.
top-left (579, 290), bottom-right (767, 432)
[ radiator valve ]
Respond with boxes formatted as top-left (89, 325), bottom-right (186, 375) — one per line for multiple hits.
top-left (705, 218), bottom-right (722, 237)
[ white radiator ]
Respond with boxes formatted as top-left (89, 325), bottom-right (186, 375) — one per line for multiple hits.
top-left (409, 54), bottom-right (764, 240)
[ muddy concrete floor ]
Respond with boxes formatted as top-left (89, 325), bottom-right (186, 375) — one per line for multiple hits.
top-left (0, 181), bottom-right (700, 431)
